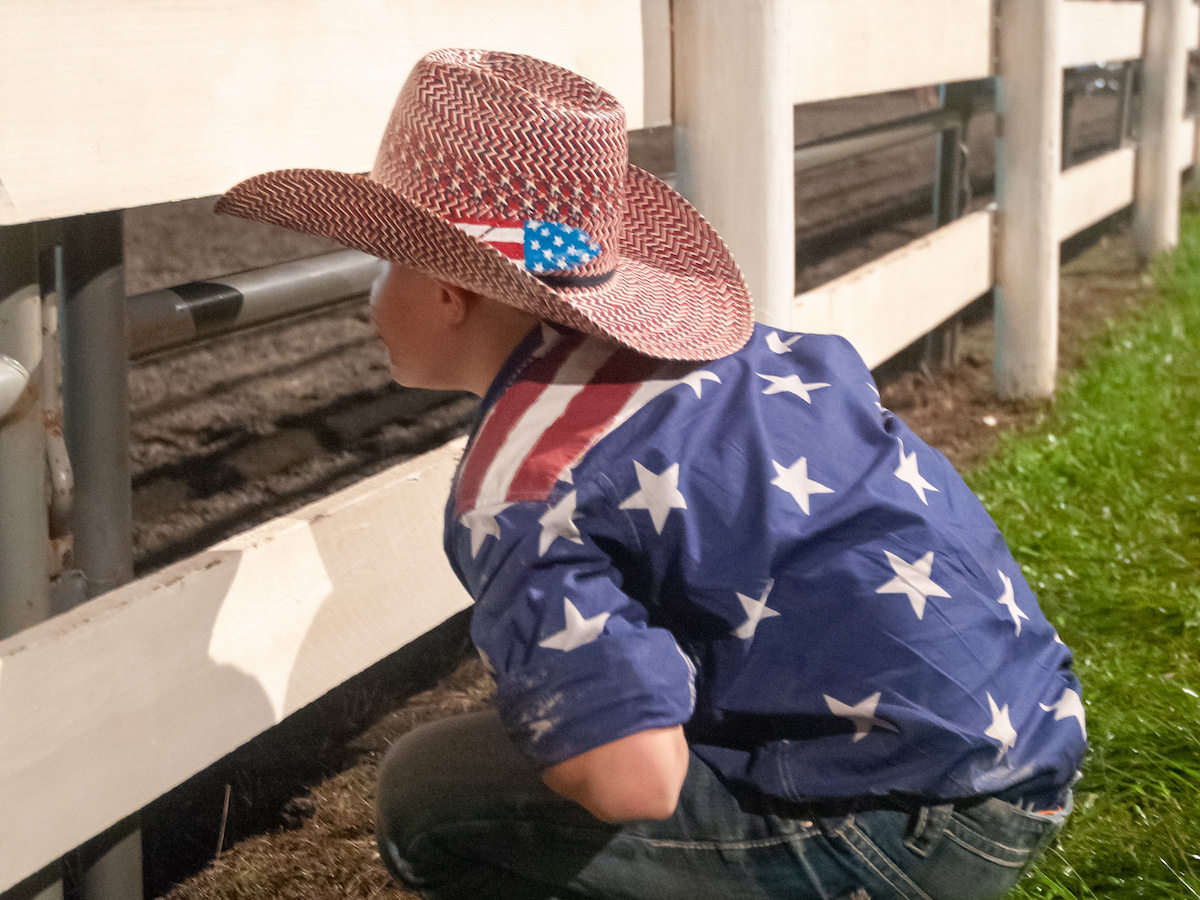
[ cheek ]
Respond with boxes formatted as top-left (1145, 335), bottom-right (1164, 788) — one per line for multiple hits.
top-left (370, 296), bottom-right (407, 352)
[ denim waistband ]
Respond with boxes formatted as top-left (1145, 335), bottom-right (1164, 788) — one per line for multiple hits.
top-left (748, 781), bottom-right (1071, 821)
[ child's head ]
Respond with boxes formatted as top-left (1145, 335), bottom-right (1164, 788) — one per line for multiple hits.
top-left (368, 261), bottom-right (538, 395)
top-left (217, 48), bottom-right (753, 368)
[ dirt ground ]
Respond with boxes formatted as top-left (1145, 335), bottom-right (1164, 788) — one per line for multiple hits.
top-left (111, 88), bottom-right (1149, 898)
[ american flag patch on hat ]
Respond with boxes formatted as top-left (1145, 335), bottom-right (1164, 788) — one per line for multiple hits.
top-left (453, 218), bottom-right (601, 273)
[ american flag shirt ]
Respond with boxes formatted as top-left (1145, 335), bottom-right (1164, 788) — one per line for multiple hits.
top-left (444, 322), bottom-right (1086, 804)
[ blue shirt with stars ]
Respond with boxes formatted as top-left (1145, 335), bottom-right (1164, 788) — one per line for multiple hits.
top-left (444, 322), bottom-right (1086, 805)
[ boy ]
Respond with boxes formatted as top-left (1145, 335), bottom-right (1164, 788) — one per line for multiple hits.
top-left (218, 48), bottom-right (1085, 900)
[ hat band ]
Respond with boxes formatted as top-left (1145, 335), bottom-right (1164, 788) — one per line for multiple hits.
top-left (535, 268), bottom-right (615, 289)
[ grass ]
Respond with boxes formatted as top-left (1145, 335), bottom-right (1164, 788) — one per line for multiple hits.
top-left (967, 205), bottom-right (1200, 898)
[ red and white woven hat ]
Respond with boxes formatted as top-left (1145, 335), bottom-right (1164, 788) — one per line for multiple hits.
top-left (216, 48), bottom-right (753, 361)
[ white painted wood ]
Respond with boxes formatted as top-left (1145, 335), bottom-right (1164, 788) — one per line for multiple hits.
top-left (791, 211), bottom-right (993, 369)
top-left (1, 0), bottom-right (647, 226)
top-left (1060, 0), bottom-right (1146, 68)
top-left (673, 0), bottom-right (795, 328)
top-left (1189, 1), bottom-right (1200, 50)
top-left (1057, 147), bottom-right (1137, 240)
top-left (0, 438), bottom-right (472, 893)
top-left (1134, 0), bottom-right (1191, 257)
top-left (640, 0), bottom-right (673, 128)
top-left (995, 0), bottom-right (1063, 400)
top-left (789, 0), bottom-right (992, 105)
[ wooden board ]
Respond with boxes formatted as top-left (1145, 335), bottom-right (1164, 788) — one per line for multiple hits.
top-left (641, 0), bottom-right (673, 128)
top-left (1, 0), bottom-right (648, 226)
top-left (790, 0), bottom-right (992, 105)
top-left (1057, 147), bottom-right (1136, 241)
top-left (1060, 0), bottom-right (1145, 68)
top-left (790, 210), bottom-right (993, 368)
top-left (0, 438), bottom-right (472, 893)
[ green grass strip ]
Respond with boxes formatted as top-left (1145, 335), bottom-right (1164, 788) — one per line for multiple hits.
top-left (967, 208), bottom-right (1200, 899)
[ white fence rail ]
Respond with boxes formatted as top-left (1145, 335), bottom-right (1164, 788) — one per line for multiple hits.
top-left (0, 0), bottom-right (668, 226)
top-left (2, 0), bottom-right (1198, 893)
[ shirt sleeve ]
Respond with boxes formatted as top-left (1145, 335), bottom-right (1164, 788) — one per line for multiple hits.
top-left (447, 488), bottom-right (696, 769)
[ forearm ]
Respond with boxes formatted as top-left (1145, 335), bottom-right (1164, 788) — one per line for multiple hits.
top-left (540, 725), bottom-right (689, 822)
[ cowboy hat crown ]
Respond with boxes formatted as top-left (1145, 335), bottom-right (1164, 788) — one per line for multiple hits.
top-left (217, 48), bottom-right (752, 360)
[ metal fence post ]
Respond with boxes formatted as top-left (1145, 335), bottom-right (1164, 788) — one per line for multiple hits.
top-left (0, 224), bottom-right (51, 639)
top-left (58, 211), bottom-right (142, 900)
top-left (672, 0), bottom-right (795, 329)
top-left (1134, 0), bottom-right (1190, 260)
top-left (994, 0), bottom-right (1063, 400)
top-left (924, 81), bottom-right (977, 370)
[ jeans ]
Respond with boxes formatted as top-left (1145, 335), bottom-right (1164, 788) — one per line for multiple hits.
top-left (376, 711), bottom-right (1069, 900)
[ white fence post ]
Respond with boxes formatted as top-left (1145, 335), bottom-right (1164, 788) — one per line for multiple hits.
top-left (1135, 0), bottom-right (1190, 259)
top-left (994, 0), bottom-right (1063, 400)
top-left (671, 0), bottom-right (794, 329)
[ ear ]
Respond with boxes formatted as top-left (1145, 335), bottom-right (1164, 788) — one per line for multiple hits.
top-left (436, 281), bottom-right (472, 327)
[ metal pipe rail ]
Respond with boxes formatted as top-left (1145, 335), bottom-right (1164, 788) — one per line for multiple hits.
top-left (793, 106), bottom-right (968, 173)
top-left (127, 249), bottom-right (383, 360)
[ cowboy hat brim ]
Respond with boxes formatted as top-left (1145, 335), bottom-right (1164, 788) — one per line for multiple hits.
top-left (214, 164), bottom-right (753, 361)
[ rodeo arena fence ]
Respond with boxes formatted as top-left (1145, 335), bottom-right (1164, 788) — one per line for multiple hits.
top-left (1, 1), bottom-right (1197, 898)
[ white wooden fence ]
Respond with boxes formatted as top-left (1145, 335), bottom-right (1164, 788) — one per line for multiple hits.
top-left (1, 0), bottom-right (1197, 893)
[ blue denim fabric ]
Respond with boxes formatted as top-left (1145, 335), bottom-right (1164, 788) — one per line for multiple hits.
top-left (376, 711), bottom-right (1069, 900)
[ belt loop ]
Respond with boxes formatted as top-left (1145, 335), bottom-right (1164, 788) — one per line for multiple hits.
top-left (903, 802), bottom-right (954, 857)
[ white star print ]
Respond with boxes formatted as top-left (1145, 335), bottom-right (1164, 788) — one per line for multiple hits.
top-left (538, 597), bottom-right (609, 652)
top-left (538, 490), bottom-right (583, 556)
top-left (868, 381), bottom-right (885, 411)
top-left (894, 440), bottom-right (939, 505)
top-left (553, 235), bottom-right (564, 246)
top-left (875, 550), bottom-right (950, 619)
top-left (824, 692), bottom-right (899, 742)
top-left (984, 692), bottom-right (1018, 763)
top-left (675, 370), bottom-right (722, 398)
top-left (770, 457), bottom-right (834, 514)
top-left (766, 331), bottom-right (802, 354)
top-left (733, 578), bottom-right (781, 639)
top-left (530, 239), bottom-right (541, 250)
top-left (995, 570), bottom-right (1030, 636)
top-left (459, 503), bottom-right (513, 557)
top-left (619, 461), bottom-right (687, 534)
top-left (756, 373), bottom-right (830, 403)
top-left (1039, 688), bottom-right (1087, 738)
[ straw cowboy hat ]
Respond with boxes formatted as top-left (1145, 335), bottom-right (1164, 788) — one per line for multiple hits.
top-left (216, 48), bottom-right (753, 361)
